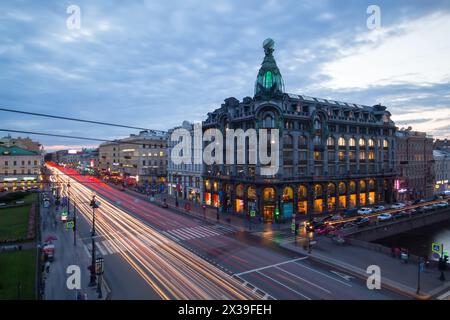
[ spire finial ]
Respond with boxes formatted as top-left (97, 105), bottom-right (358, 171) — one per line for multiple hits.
top-left (263, 38), bottom-right (274, 55)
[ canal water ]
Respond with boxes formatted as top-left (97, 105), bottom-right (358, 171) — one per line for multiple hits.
top-left (374, 219), bottom-right (450, 259)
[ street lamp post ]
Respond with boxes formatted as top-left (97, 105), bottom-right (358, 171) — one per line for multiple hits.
top-left (88, 194), bottom-right (99, 287)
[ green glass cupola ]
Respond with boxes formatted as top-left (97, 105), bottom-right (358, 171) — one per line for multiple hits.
top-left (254, 38), bottom-right (285, 100)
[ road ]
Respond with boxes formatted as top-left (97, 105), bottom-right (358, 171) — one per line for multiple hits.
top-left (48, 163), bottom-right (405, 300)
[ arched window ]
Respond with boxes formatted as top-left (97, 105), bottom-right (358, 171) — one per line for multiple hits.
top-left (360, 180), bottom-right (366, 191)
top-left (368, 138), bottom-right (375, 148)
top-left (313, 119), bottom-right (322, 130)
top-left (313, 135), bottom-right (322, 145)
top-left (349, 181), bottom-right (356, 193)
top-left (338, 182), bottom-right (346, 194)
top-left (282, 187), bottom-right (294, 201)
top-left (236, 184), bottom-right (244, 198)
top-left (349, 137), bottom-right (356, 147)
top-left (327, 136), bottom-right (335, 147)
top-left (368, 179), bottom-right (375, 190)
top-left (327, 183), bottom-right (336, 195)
top-left (298, 185), bottom-right (307, 199)
top-left (263, 114), bottom-right (274, 128)
top-left (338, 137), bottom-right (346, 147)
top-left (314, 184), bottom-right (323, 197)
top-left (383, 139), bottom-right (389, 148)
top-left (284, 134), bottom-right (293, 147)
top-left (298, 135), bottom-right (307, 148)
top-left (359, 138), bottom-right (366, 147)
top-left (263, 71), bottom-right (273, 88)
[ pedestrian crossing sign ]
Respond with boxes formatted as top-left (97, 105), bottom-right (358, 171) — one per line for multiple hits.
top-left (432, 242), bottom-right (442, 254)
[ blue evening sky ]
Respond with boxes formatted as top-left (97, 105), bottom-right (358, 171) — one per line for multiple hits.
top-left (1, 0), bottom-right (449, 150)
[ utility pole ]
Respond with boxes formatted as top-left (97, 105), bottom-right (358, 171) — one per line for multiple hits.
top-left (417, 257), bottom-right (423, 294)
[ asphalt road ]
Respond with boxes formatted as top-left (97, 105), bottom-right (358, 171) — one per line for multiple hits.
top-left (50, 164), bottom-right (406, 300)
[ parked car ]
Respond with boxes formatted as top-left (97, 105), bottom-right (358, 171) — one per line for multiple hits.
top-left (377, 213), bottom-right (393, 222)
top-left (354, 217), bottom-right (371, 228)
top-left (372, 205), bottom-right (385, 212)
top-left (437, 202), bottom-right (449, 207)
top-left (394, 211), bottom-right (409, 219)
top-left (422, 205), bottom-right (434, 211)
top-left (413, 199), bottom-right (425, 204)
top-left (406, 208), bottom-right (417, 215)
top-left (391, 203), bottom-right (406, 209)
top-left (357, 207), bottom-right (373, 215)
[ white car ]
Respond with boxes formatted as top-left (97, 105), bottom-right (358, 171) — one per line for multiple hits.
top-left (437, 202), bottom-right (449, 207)
top-left (372, 205), bottom-right (385, 212)
top-left (358, 207), bottom-right (373, 215)
top-left (391, 203), bottom-right (406, 209)
top-left (377, 213), bottom-right (393, 221)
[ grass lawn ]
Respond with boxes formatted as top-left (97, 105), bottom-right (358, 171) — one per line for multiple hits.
top-left (0, 205), bottom-right (31, 241)
top-left (0, 249), bottom-right (36, 300)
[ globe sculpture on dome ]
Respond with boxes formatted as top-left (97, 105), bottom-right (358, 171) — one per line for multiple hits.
top-left (254, 38), bottom-right (285, 100)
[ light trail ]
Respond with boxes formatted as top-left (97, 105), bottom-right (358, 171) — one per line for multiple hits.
top-left (49, 165), bottom-right (259, 300)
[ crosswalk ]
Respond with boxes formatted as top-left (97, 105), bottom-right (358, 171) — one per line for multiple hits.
top-left (162, 224), bottom-right (237, 242)
top-left (253, 231), bottom-right (303, 245)
top-left (83, 238), bottom-right (128, 258)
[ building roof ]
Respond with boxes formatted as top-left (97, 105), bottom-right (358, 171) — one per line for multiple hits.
top-left (0, 145), bottom-right (39, 156)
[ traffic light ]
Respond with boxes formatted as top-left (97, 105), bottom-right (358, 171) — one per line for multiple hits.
top-left (275, 207), bottom-right (280, 219)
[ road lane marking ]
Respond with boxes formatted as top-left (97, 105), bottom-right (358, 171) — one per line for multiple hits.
top-left (161, 231), bottom-right (180, 242)
top-left (294, 261), bottom-right (353, 287)
top-left (170, 229), bottom-right (192, 240)
top-left (330, 270), bottom-right (354, 282)
top-left (234, 257), bottom-right (308, 276)
top-left (256, 271), bottom-right (311, 300)
top-left (437, 290), bottom-right (450, 300)
top-left (196, 226), bottom-right (220, 236)
top-left (276, 266), bottom-right (332, 294)
top-left (102, 240), bottom-right (115, 254)
top-left (83, 244), bottom-right (91, 258)
top-left (96, 242), bottom-right (107, 256)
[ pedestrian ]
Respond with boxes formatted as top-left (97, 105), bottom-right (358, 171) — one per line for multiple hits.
top-left (45, 261), bottom-right (50, 273)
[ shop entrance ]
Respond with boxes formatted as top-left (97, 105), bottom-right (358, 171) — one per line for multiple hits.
top-left (263, 205), bottom-right (275, 223)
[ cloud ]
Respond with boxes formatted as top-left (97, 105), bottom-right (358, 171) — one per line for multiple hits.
top-left (321, 11), bottom-right (450, 89)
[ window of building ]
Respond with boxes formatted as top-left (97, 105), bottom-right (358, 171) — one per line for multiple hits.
top-left (338, 137), bottom-right (346, 147)
top-left (263, 71), bottom-right (273, 88)
top-left (349, 137), bottom-right (356, 147)
top-left (359, 138), bottom-right (366, 147)
top-left (338, 151), bottom-right (345, 161)
top-left (327, 137), bottom-right (335, 147)
top-left (368, 139), bottom-right (375, 148)
top-left (263, 115), bottom-right (274, 128)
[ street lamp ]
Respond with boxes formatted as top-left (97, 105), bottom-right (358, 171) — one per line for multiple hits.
top-left (88, 194), bottom-right (99, 287)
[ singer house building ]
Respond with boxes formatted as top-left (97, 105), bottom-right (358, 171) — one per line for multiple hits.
top-left (202, 39), bottom-right (397, 223)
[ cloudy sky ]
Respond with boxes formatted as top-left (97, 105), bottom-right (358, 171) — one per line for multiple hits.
top-left (1, 0), bottom-right (449, 150)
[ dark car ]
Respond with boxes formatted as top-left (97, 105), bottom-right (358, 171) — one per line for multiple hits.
top-left (354, 217), bottom-right (370, 228)
top-left (394, 211), bottom-right (409, 219)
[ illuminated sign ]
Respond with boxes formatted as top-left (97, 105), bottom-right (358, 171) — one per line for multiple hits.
top-left (3, 178), bottom-right (17, 182)
top-left (68, 149), bottom-right (78, 154)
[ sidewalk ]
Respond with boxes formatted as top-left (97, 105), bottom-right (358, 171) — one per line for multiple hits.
top-left (280, 235), bottom-right (450, 299)
top-left (114, 183), bottom-right (294, 233)
top-left (39, 195), bottom-right (110, 300)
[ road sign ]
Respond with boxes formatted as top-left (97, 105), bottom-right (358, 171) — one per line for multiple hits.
top-left (432, 243), bottom-right (443, 254)
top-left (250, 210), bottom-right (256, 217)
top-left (66, 221), bottom-right (74, 230)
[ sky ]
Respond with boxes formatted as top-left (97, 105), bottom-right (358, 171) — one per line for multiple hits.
top-left (1, 0), bottom-right (449, 151)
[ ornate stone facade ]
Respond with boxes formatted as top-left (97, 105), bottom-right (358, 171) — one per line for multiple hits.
top-left (201, 40), bottom-right (397, 222)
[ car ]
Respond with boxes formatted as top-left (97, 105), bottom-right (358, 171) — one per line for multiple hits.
top-left (372, 205), bottom-right (385, 212)
top-left (357, 207), bottom-right (373, 215)
top-left (406, 208), bottom-right (417, 215)
top-left (320, 215), bottom-right (334, 223)
top-left (394, 211), bottom-right (409, 219)
top-left (340, 222), bottom-right (357, 230)
top-left (391, 203), bottom-right (406, 209)
top-left (423, 205), bottom-right (434, 211)
top-left (354, 217), bottom-right (371, 228)
top-left (316, 225), bottom-right (337, 235)
top-left (330, 214), bottom-right (343, 221)
top-left (437, 201), bottom-right (449, 207)
top-left (377, 213), bottom-right (393, 221)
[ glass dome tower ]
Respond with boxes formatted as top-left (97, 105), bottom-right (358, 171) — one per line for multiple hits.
top-left (254, 38), bottom-right (285, 100)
